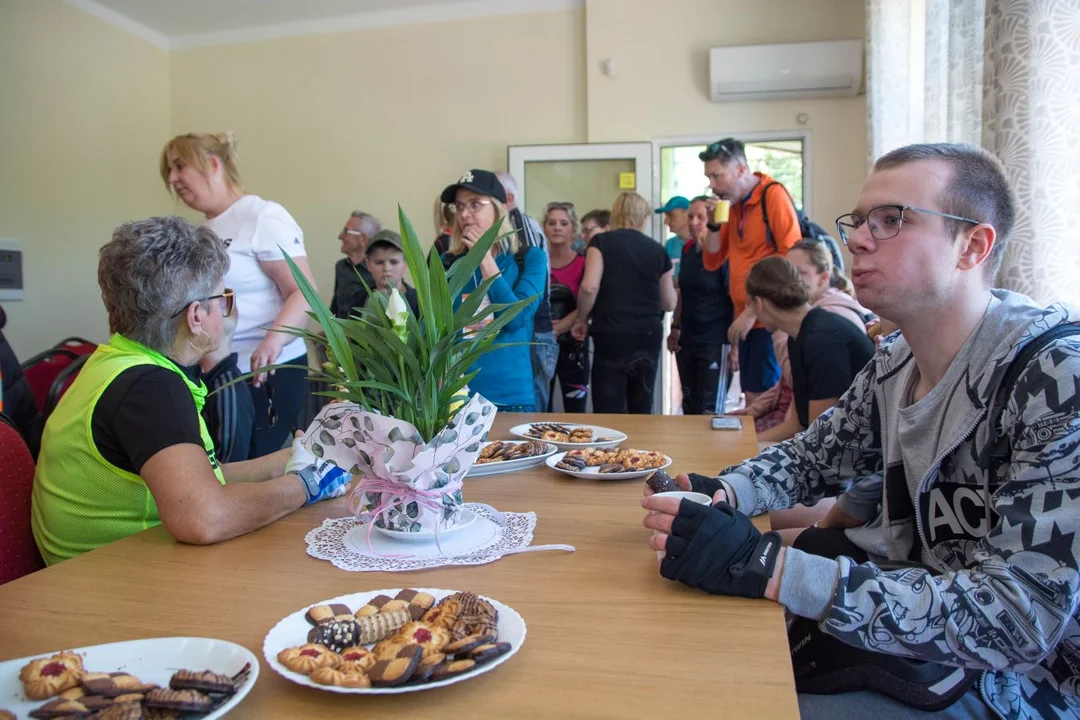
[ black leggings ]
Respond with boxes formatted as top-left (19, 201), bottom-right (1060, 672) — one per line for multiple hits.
top-left (248, 353), bottom-right (310, 458)
top-left (676, 344), bottom-right (728, 415)
top-left (550, 337), bottom-right (590, 413)
top-left (590, 330), bottom-right (661, 414)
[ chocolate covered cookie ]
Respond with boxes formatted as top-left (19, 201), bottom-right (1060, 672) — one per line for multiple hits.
top-left (367, 645), bottom-right (422, 687)
top-left (646, 469), bottom-right (679, 494)
top-left (429, 658), bottom-right (477, 681)
top-left (144, 688), bottom-right (212, 714)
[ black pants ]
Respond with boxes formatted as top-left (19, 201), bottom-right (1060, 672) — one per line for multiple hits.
top-left (550, 336), bottom-right (590, 413)
top-left (676, 344), bottom-right (728, 415)
top-left (590, 330), bottom-right (661, 414)
top-left (248, 353), bottom-right (310, 458)
top-left (792, 526), bottom-right (870, 563)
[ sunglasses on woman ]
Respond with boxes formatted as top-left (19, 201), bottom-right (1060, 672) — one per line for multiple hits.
top-left (170, 289), bottom-right (236, 318)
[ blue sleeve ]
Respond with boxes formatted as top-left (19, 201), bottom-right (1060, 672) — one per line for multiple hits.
top-left (487, 247), bottom-right (546, 332)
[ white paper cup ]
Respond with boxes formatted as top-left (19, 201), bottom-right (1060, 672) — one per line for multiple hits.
top-left (650, 491), bottom-right (711, 560)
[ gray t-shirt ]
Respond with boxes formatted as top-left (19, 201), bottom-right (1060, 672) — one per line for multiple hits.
top-left (847, 295), bottom-right (1004, 562)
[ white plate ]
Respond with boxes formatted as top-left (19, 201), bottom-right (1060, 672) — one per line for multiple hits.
top-left (465, 441), bottom-right (558, 477)
top-left (0, 637), bottom-right (258, 718)
top-left (370, 508), bottom-right (479, 544)
top-left (545, 451), bottom-right (672, 480)
top-left (508, 422), bottom-right (627, 451)
top-left (263, 588), bottom-right (526, 695)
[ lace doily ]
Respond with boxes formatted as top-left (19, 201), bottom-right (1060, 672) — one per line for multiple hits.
top-left (305, 503), bottom-right (574, 572)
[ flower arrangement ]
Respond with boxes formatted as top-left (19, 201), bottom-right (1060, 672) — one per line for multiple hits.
top-left (278, 208), bottom-right (535, 534)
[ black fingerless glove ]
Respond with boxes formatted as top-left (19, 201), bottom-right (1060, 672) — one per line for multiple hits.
top-left (687, 472), bottom-right (726, 501)
top-left (660, 500), bottom-right (782, 599)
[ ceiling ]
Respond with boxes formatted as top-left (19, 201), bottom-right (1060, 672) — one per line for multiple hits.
top-left (65, 0), bottom-right (577, 49)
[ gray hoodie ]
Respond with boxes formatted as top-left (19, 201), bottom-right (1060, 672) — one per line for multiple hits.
top-left (719, 290), bottom-right (1080, 719)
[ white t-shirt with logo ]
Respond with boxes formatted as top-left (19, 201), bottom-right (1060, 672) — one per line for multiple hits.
top-left (204, 194), bottom-right (308, 372)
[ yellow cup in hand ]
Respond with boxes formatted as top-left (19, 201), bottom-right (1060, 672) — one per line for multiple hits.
top-left (714, 199), bottom-right (731, 224)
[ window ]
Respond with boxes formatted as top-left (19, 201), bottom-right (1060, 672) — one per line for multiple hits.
top-left (659, 138), bottom-right (805, 209)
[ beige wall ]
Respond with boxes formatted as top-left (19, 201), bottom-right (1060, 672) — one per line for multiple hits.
top-left (169, 8), bottom-right (587, 302)
top-left (0, 0), bottom-right (172, 356)
top-left (3, 0), bottom-right (869, 356)
top-left (585, 0), bottom-right (867, 237)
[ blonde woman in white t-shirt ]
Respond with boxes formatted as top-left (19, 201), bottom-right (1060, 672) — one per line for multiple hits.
top-left (160, 132), bottom-right (316, 457)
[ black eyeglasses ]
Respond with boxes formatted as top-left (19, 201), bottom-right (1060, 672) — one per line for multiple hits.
top-left (170, 289), bottom-right (235, 319)
top-left (265, 377), bottom-right (277, 428)
top-left (835, 205), bottom-right (981, 245)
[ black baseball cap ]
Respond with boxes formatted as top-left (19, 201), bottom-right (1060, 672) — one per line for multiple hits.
top-left (365, 229), bottom-right (403, 255)
top-left (440, 169), bottom-right (507, 204)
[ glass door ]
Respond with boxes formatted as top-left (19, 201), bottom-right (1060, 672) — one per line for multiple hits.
top-left (507, 143), bottom-right (663, 413)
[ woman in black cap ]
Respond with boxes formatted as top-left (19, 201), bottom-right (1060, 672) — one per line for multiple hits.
top-left (440, 170), bottom-right (548, 411)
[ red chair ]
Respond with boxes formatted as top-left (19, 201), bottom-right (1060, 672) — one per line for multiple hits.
top-left (0, 414), bottom-right (44, 584)
top-left (21, 348), bottom-right (80, 412)
top-left (44, 354), bottom-right (88, 418)
top-left (55, 337), bottom-right (97, 357)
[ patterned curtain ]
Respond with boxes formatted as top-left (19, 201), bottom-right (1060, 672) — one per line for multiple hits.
top-left (983, 0), bottom-right (1080, 306)
top-left (866, 0), bottom-right (985, 166)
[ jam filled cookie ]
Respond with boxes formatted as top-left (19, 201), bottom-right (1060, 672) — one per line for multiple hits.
top-left (394, 622), bottom-right (450, 659)
top-left (309, 665), bottom-right (372, 689)
top-left (421, 597), bottom-right (462, 630)
top-left (277, 644), bottom-right (340, 675)
top-left (337, 647), bottom-right (377, 673)
top-left (20, 652), bottom-right (85, 700)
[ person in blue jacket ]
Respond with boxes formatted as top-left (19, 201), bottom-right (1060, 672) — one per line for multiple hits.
top-left (441, 169), bottom-right (546, 411)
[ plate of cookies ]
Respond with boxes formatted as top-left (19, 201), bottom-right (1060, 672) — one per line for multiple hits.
top-left (263, 588), bottom-right (525, 695)
top-left (465, 440), bottom-right (558, 478)
top-left (546, 447), bottom-right (672, 479)
top-left (0, 636), bottom-right (257, 719)
top-left (509, 422), bottom-right (627, 451)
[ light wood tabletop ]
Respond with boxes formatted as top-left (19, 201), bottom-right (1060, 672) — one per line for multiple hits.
top-left (0, 414), bottom-right (799, 719)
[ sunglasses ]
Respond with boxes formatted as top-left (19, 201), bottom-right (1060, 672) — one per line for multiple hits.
top-left (265, 377), bottom-right (277, 428)
top-left (170, 289), bottom-right (235, 319)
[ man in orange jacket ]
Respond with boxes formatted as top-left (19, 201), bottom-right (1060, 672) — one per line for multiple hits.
top-left (700, 138), bottom-right (801, 402)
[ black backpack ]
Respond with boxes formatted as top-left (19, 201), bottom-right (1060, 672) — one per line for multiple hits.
top-left (760, 181), bottom-right (846, 273)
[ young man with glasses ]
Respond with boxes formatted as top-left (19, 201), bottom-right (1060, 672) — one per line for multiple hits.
top-left (698, 138), bottom-right (802, 403)
top-left (643, 143), bottom-right (1080, 719)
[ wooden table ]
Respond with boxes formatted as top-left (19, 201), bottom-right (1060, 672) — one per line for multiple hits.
top-left (0, 414), bottom-right (799, 718)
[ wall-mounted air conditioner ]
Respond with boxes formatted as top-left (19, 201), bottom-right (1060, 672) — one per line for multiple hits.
top-left (709, 39), bottom-right (863, 102)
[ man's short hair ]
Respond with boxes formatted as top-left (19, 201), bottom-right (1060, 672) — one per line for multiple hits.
top-left (581, 209), bottom-right (611, 227)
top-left (699, 138), bottom-right (747, 166)
top-left (873, 143), bottom-right (1016, 278)
top-left (350, 211), bottom-right (381, 238)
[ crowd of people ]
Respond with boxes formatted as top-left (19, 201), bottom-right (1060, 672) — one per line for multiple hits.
top-left (17, 131), bottom-right (1080, 718)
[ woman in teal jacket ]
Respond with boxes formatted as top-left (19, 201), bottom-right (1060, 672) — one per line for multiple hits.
top-left (440, 169), bottom-right (546, 411)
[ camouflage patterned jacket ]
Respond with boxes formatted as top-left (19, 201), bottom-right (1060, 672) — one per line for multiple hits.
top-left (719, 292), bottom-right (1080, 719)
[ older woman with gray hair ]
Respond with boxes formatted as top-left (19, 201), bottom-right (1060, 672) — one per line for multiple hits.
top-left (31, 216), bottom-right (350, 565)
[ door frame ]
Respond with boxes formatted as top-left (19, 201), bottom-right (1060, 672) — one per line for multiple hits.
top-left (650, 129), bottom-right (814, 219)
top-left (506, 142), bottom-right (664, 414)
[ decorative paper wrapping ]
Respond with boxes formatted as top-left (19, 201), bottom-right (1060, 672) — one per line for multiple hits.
top-left (301, 394), bottom-right (497, 534)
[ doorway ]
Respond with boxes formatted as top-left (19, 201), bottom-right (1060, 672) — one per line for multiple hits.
top-left (507, 143), bottom-right (659, 414)
top-left (651, 131), bottom-right (812, 414)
